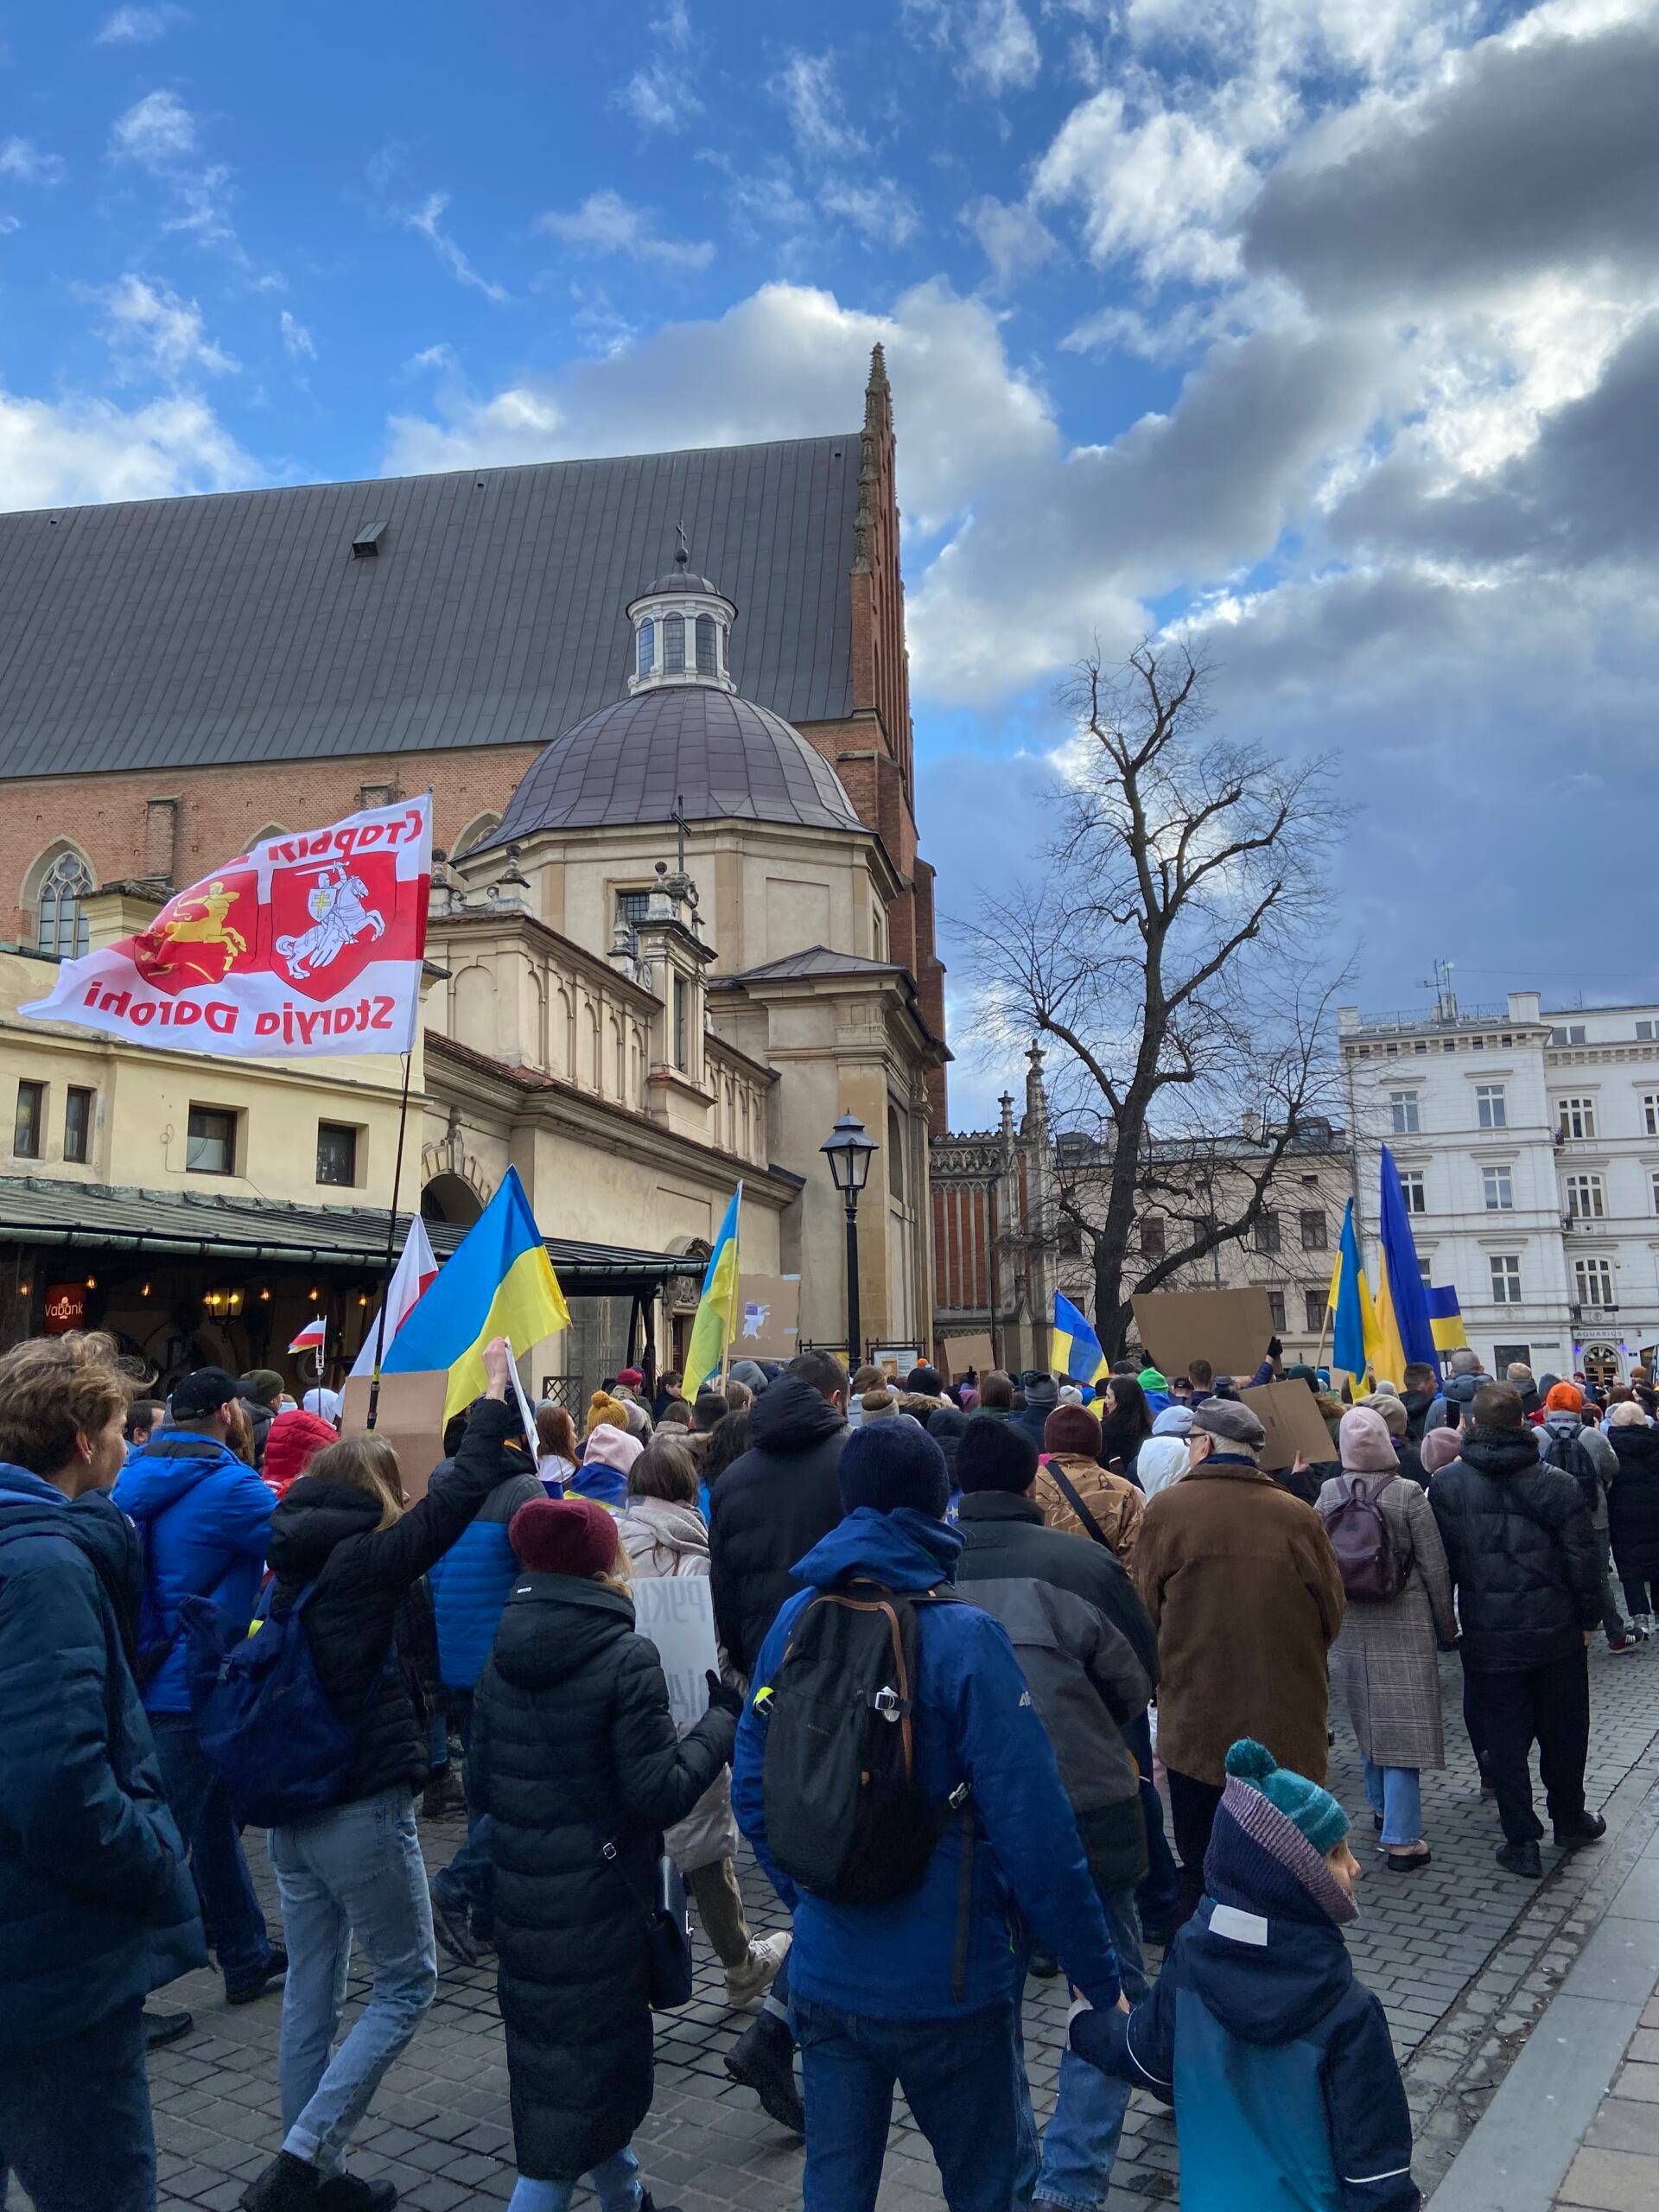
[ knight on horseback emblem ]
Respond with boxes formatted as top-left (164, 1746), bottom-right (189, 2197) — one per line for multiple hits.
top-left (275, 862), bottom-right (387, 981)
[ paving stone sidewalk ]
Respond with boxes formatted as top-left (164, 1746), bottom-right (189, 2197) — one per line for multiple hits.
top-left (31, 1638), bottom-right (1659, 2212)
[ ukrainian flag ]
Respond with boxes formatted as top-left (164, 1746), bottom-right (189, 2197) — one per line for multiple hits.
top-left (1052, 1292), bottom-right (1109, 1385)
top-left (1327, 1198), bottom-right (1382, 1396)
top-left (1374, 1145), bottom-right (1441, 1388)
top-left (1427, 1284), bottom-right (1468, 1356)
top-left (381, 1165), bottom-right (569, 1421)
top-left (683, 1184), bottom-right (741, 1401)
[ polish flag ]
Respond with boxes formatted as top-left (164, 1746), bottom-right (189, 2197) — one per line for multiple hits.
top-left (352, 1216), bottom-right (440, 1379)
top-left (289, 1315), bottom-right (327, 1355)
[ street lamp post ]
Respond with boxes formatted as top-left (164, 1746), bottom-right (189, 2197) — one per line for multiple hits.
top-left (821, 1110), bottom-right (878, 1370)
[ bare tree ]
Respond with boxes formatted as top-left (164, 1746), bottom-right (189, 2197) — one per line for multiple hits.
top-left (962, 640), bottom-right (1351, 1356)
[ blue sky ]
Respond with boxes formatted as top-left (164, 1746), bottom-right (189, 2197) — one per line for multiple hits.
top-left (4, 2), bottom-right (1659, 1128)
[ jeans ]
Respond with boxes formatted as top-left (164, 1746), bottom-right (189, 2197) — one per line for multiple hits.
top-left (1014, 1887), bottom-right (1149, 2209)
top-left (1165, 1769), bottom-right (1224, 1925)
top-left (1122, 1710), bottom-right (1179, 1933)
top-left (793, 1995), bottom-right (1020, 2212)
top-left (432, 1692), bottom-right (494, 1935)
top-left (1597, 1525), bottom-right (1631, 1641)
top-left (151, 1711), bottom-right (273, 1993)
top-left (1466, 1649), bottom-right (1591, 1846)
top-left (270, 1788), bottom-right (439, 2175)
top-left (1363, 1761), bottom-right (1423, 1848)
top-left (507, 2147), bottom-right (641, 2212)
top-left (0, 2000), bottom-right (153, 2212)
top-left (1620, 1573), bottom-right (1658, 1617)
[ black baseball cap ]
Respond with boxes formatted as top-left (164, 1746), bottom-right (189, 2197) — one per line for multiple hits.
top-left (170, 1366), bottom-right (241, 1419)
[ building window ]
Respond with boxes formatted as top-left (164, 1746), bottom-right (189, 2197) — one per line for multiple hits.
top-left (637, 617), bottom-right (655, 678)
top-left (1255, 1211), bottom-right (1281, 1255)
top-left (1476, 1084), bottom-right (1507, 1129)
top-left (316, 1122), bottom-right (358, 1186)
top-left (887, 1103), bottom-right (906, 1202)
top-left (1141, 1216), bottom-right (1166, 1264)
top-left (1550, 1023), bottom-right (1586, 1046)
top-left (1637, 1020), bottom-right (1654, 1041)
top-left (1649, 1170), bottom-right (1659, 1217)
top-left (35, 850), bottom-right (92, 959)
top-left (1482, 1166), bottom-right (1514, 1211)
top-left (63, 1086), bottom-right (92, 1165)
top-left (672, 974), bottom-right (688, 1071)
top-left (1644, 1095), bottom-right (1659, 1137)
top-left (1574, 1256), bottom-right (1616, 1309)
top-left (1299, 1207), bottom-right (1326, 1250)
top-left (1491, 1255), bottom-right (1522, 1305)
top-left (663, 616), bottom-right (685, 675)
top-left (453, 811), bottom-right (499, 857)
top-left (1399, 1170), bottom-right (1427, 1213)
top-left (1565, 1172), bottom-right (1605, 1219)
top-left (1303, 1288), bottom-right (1325, 1334)
top-left (1389, 1091), bottom-right (1420, 1134)
top-left (695, 613), bottom-right (717, 676)
top-left (186, 1105), bottom-right (237, 1176)
top-left (1556, 1096), bottom-right (1597, 1140)
top-left (1267, 1289), bottom-right (1287, 1332)
top-left (13, 1080), bottom-right (43, 1160)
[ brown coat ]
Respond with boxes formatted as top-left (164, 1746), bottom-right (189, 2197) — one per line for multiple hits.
top-left (1036, 1455), bottom-right (1146, 1567)
top-left (1133, 1459), bottom-right (1345, 1789)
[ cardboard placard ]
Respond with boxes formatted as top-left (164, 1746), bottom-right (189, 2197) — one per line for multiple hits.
top-left (871, 1344), bottom-right (923, 1382)
top-left (943, 1333), bottom-right (995, 1381)
top-left (1130, 1287), bottom-right (1276, 1382)
top-left (1241, 1379), bottom-right (1337, 1472)
top-left (340, 1369), bottom-right (450, 1503)
top-left (631, 1575), bottom-right (720, 1731)
top-left (734, 1274), bottom-right (801, 1362)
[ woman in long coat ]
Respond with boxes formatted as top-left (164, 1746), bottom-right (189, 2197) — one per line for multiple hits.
top-left (1319, 1406), bottom-right (1457, 1872)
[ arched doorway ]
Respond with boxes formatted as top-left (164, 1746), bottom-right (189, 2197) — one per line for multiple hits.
top-left (1581, 1342), bottom-right (1621, 1389)
top-left (421, 1173), bottom-right (484, 1228)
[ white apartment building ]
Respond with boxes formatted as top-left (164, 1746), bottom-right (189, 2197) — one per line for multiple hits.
top-left (1339, 989), bottom-right (1659, 1387)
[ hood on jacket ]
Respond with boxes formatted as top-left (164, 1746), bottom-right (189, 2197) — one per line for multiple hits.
top-left (793, 1503), bottom-right (962, 1592)
top-left (113, 1431), bottom-right (243, 1522)
top-left (267, 1475), bottom-right (383, 1581)
top-left (1136, 1436), bottom-right (1189, 1498)
top-left (617, 1496), bottom-right (709, 1559)
top-left (0, 1465), bottom-right (143, 1611)
top-left (749, 1371), bottom-right (847, 1454)
top-left (492, 1574), bottom-right (636, 1690)
top-left (263, 1409), bottom-right (339, 1493)
top-left (1541, 1412), bottom-right (1586, 1452)
top-left (1608, 1421), bottom-right (1659, 1470)
top-left (1338, 1406), bottom-right (1397, 1474)
top-left (1454, 1426), bottom-right (1553, 1481)
top-left (582, 1423), bottom-right (644, 1477)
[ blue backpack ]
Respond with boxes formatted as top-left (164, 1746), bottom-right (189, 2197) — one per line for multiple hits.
top-left (179, 1581), bottom-right (358, 1829)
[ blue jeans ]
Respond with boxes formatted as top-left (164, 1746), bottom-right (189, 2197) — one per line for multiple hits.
top-left (151, 1711), bottom-right (273, 1993)
top-left (793, 1995), bottom-right (1020, 2212)
top-left (0, 1999), bottom-right (153, 2212)
top-left (1363, 1761), bottom-right (1423, 1849)
top-left (432, 1692), bottom-right (494, 1934)
top-left (507, 2148), bottom-right (641, 2211)
top-left (270, 1789), bottom-right (439, 2176)
top-left (1014, 1887), bottom-right (1149, 2209)
top-left (1123, 1710), bottom-right (1180, 1931)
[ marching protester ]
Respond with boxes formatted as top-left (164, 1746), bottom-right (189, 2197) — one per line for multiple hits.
top-left (1038, 1400), bottom-right (1144, 1561)
top-left (1605, 1402), bottom-right (1659, 1637)
top-left (238, 1370), bottom-right (286, 1470)
top-left (1095, 1373), bottom-right (1154, 1483)
top-left (1538, 1382), bottom-right (1637, 1652)
top-left (569, 1409), bottom-right (643, 1509)
top-left (0, 1332), bottom-right (207, 2212)
top-left (1010, 1368), bottom-right (1060, 1450)
top-left (124, 1395), bottom-right (164, 1464)
top-left (535, 1403), bottom-right (579, 1492)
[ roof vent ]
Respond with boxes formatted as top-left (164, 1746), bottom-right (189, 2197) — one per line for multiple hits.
top-left (351, 521), bottom-right (386, 558)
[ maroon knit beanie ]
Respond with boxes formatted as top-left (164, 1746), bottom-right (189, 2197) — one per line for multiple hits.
top-left (1045, 1402), bottom-right (1103, 1457)
top-left (508, 1496), bottom-right (619, 1579)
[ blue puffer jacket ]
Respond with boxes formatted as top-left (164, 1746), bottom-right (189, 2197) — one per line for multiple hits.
top-left (114, 1431), bottom-right (276, 1713)
top-left (427, 1463), bottom-right (545, 1690)
top-left (733, 1505), bottom-right (1121, 2020)
top-left (0, 1467), bottom-right (206, 2048)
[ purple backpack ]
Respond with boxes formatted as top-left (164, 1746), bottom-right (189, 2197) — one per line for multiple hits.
top-left (1319, 1475), bottom-right (1408, 1603)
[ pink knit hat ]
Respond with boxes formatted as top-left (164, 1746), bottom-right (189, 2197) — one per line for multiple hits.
top-left (1421, 1425), bottom-right (1463, 1476)
top-left (1339, 1406), bottom-right (1398, 1474)
top-left (580, 1422), bottom-right (643, 1477)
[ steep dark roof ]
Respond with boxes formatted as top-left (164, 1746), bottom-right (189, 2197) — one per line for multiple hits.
top-left (0, 435), bottom-right (860, 782)
top-left (728, 946), bottom-right (904, 981)
top-left (492, 685), bottom-right (861, 842)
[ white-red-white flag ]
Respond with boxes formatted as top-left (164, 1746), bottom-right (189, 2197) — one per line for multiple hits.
top-left (22, 798), bottom-right (431, 1058)
top-left (289, 1315), bottom-right (327, 1355)
top-left (351, 1215), bottom-right (440, 1379)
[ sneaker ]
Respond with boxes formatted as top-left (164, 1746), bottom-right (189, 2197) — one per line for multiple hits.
top-left (241, 2152), bottom-right (322, 2210)
top-left (1607, 1634), bottom-right (1639, 1655)
top-left (1496, 1839), bottom-right (1543, 1879)
top-left (317, 2176), bottom-right (398, 2212)
top-left (430, 1888), bottom-right (480, 1968)
top-left (725, 2014), bottom-right (805, 2136)
top-left (1553, 1812), bottom-right (1608, 1850)
top-left (725, 1930), bottom-right (791, 2012)
top-left (143, 2007), bottom-right (194, 2050)
top-left (226, 1944), bottom-right (288, 2006)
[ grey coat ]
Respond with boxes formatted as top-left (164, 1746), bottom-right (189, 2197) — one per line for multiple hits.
top-left (1319, 1470), bottom-right (1458, 1770)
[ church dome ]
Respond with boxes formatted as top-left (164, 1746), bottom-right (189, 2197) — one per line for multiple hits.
top-left (491, 682), bottom-right (863, 841)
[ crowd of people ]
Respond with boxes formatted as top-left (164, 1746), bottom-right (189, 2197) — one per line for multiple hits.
top-left (2, 1319), bottom-right (1649, 2212)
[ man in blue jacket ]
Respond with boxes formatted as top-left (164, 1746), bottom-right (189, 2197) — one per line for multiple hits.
top-left (114, 1363), bottom-right (283, 2005)
top-left (733, 1420), bottom-right (1124, 2212)
top-left (0, 1331), bottom-right (206, 2212)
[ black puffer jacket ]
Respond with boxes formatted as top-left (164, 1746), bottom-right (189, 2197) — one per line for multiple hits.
top-left (1606, 1423), bottom-right (1659, 1582)
top-left (1429, 1424), bottom-right (1600, 1672)
top-left (471, 1575), bottom-right (735, 2180)
top-left (265, 1397), bottom-right (520, 1807)
top-left (708, 1374), bottom-right (846, 1675)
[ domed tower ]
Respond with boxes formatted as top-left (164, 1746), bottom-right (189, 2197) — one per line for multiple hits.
top-left (626, 529), bottom-right (737, 696)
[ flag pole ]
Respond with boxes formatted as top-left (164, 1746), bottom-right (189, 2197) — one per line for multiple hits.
top-left (366, 1050), bottom-right (415, 1433)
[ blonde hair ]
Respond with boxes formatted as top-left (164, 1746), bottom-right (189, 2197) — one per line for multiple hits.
top-left (304, 1433), bottom-right (404, 1529)
top-left (585, 1390), bottom-right (631, 1441)
top-left (1608, 1402), bottom-right (1648, 1428)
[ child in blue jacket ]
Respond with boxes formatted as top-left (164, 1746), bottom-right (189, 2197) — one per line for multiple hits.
top-left (1071, 1738), bottom-right (1420, 2211)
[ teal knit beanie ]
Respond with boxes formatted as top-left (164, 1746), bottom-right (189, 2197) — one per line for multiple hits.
top-left (1224, 1738), bottom-right (1350, 1856)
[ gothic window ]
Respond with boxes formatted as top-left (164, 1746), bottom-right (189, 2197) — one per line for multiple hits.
top-left (454, 811), bottom-right (500, 856)
top-left (35, 849), bottom-right (92, 958)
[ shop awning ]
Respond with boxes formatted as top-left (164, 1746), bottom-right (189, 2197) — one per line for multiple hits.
top-left (0, 1177), bottom-right (692, 1298)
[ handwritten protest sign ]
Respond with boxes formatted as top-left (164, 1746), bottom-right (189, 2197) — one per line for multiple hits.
top-left (632, 1575), bottom-right (720, 1731)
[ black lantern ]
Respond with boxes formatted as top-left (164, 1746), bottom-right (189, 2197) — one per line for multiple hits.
top-left (821, 1112), bottom-right (878, 1367)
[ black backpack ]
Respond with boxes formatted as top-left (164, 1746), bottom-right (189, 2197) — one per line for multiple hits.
top-left (761, 1575), bottom-right (965, 1905)
top-left (1540, 1427), bottom-right (1599, 1516)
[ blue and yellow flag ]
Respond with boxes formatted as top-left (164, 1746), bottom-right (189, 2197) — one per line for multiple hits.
top-left (1052, 1291), bottom-right (1109, 1385)
top-left (382, 1165), bottom-right (569, 1421)
top-left (1327, 1198), bottom-right (1382, 1396)
top-left (683, 1184), bottom-right (741, 1401)
top-left (1427, 1284), bottom-right (1468, 1356)
top-left (1374, 1145), bottom-right (1440, 1388)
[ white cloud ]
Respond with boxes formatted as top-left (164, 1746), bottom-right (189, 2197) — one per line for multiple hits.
top-left (110, 88), bottom-right (198, 167)
top-left (0, 215), bottom-right (20, 236)
top-left (0, 137), bottom-right (67, 187)
top-left (904, 0), bottom-right (1041, 93)
top-left (279, 309), bottom-right (316, 360)
top-left (819, 176), bottom-right (921, 247)
top-left (0, 385), bottom-right (257, 510)
top-left (93, 274), bottom-right (238, 379)
top-left (614, 0), bottom-right (702, 132)
top-left (537, 188), bottom-right (715, 271)
top-left (770, 52), bottom-right (868, 160)
top-left (95, 4), bottom-right (189, 42)
top-left (963, 194), bottom-right (1058, 286)
top-left (405, 192), bottom-right (509, 302)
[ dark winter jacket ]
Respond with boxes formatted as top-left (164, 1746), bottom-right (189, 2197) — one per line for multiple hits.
top-left (113, 1429), bottom-right (276, 1714)
top-left (925, 1406), bottom-right (969, 1482)
top-left (734, 1507), bottom-right (1123, 2019)
top-left (1400, 1389), bottom-right (1435, 1446)
top-left (1605, 1424), bottom-right (1659, 1584)
top-left (1009, 1379), bottom-right (1059, 1452)
top-left (237, 1392), bottom-right (276, 1469)
top-left (955, 1490), bottom-right (1158, 1681)
top-left (1428, 1425), bottom-right (1601, 1673)
top-left (471, 1574), bottom-right (735, 2179)
top-left (265, 1397), bottom-right (521, 1808)
top-left (0, 1467), bottom-right (206, 2048)
top-left (427, 1461), bottom-right (546, 1690)
top-left (708, 1373), bottom-right (847, 1675)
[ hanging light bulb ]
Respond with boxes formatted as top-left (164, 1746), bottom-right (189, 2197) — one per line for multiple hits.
top-left (308, 1286), bottom-right (320, 1301)
top-left (141, 1281), bottom-right (151, 1298)
top-left (86, 1274), bottom-right (97, 1289)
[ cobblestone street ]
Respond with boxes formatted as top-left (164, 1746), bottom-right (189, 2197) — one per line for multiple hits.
top-left (85, 1643), bottom-right (1659, 2211)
